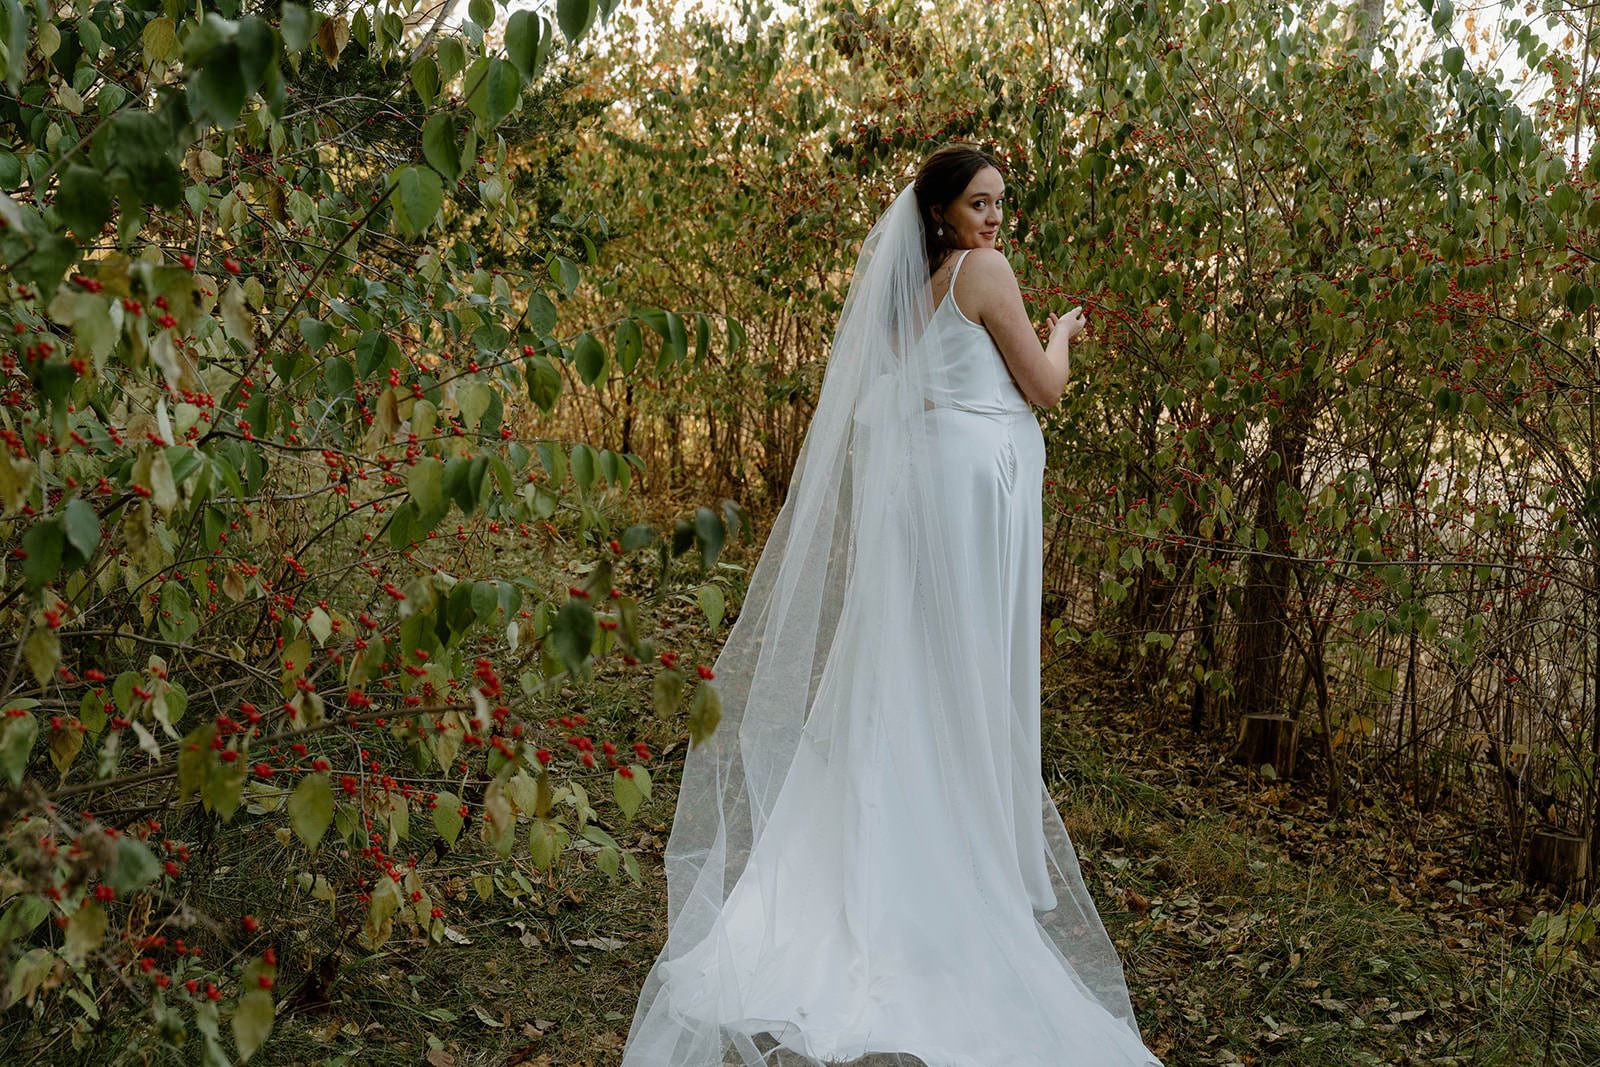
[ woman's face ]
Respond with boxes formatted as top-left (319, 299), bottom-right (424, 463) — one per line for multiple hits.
top-left (935, 166), bottom-right (1005, 250)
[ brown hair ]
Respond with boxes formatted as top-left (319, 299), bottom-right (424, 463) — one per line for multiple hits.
top-left (912, 143), bottom-right (1003, 275)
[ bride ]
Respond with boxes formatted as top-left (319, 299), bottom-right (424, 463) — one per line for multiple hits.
top-left (621, 144), bottom-right (1164, 1067)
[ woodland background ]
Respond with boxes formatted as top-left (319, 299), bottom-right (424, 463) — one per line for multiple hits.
top-left (1, 0), bottom-right (1598, 1063)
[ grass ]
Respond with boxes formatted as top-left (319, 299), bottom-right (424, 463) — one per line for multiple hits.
top-left (243, 641), bottom-right (1600, 1067)
top-left (1041, 658), bottom-right (1600, 1066)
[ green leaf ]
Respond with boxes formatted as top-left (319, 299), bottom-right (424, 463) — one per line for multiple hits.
top-left (422, 113), bottom-right (462, 182)
top-left (177, 722), bottom-right (214, 803)
top-left (390, 165), bottom-right (444, 237)
top-left (410, 55), bottom-right (440, 108)
top-left (471, 580), bottom-right (499, 623)
top-left (407, 456), bottom-right (444, 517)
top-left (598, 449), bottom-right (624, 490)
top-left (1567, 284), bottom-right (1594, 316)
top-left (0, 895), bottom-right (49, 947)
top-left (697, 584), bottom-right (725, 630)
top-left (108, 111), bottom-right (182, 208)
top-left (695, 505), bottom-right (725, 570)
top-left (549, 254), bottom-right (581, 297)
top-left (467, 56), bottom-right (521, 127)
top-left (188, 19), bottom-right (274, 129)
top-left (504, 9), bottom-right (543, 80)
top-left (582, 825), bottom-right (619, 850)
top-left (551, 598), bottom-right (595, 676)
top-left (280, 4), bottom-right (313, 52)
top-left (158, 582), bottom-right (199, 644)
top-left (20, 518), bottom-right (63, 592)
top-left (694, 312), bottom-right (711, 362)
top-left (574, 332), bottom-right (606, 386)
top-left (613, 769), bottom-right (644, 822)
top-left (57, 164), bottom-right (111, 241)
top-left (557, 0), bottom-right (597, 43)
top-left (299, 316), bottom-right (332, 352)
top-left (433, 790), bottom-right (463, 847)
top-left (620, 522), bottom-right (655, 553)
top-left (0, 710), bottom-right (37, 787)
top-left (622, 849), bottom-right (641, 886)
top-left (528, 817), bottom-right (566, 870)
top-left (651, 668), bottom-right (684, 719)
top-left (355, 329), bottom-right (391, 378)
top-left (468, 0), bottom-right (495, 28)
top-left (658, 311), bottom-right (688, 369)
top-left (525, 356), bottom-right (562, 412)
top-left (688, 681), bottom-right (722, 748)
top-left (232, 987), bottom-right (274, 1062)
top-left (106, 838), bottom-right (162, 894)
top-left (447, 455), bottom-right (488, 514)
top-left (1442, 46), bottom-right (1464, 77)
top-left (596, 844), bottom-right (620, 882)
top-left (289, 773), bottom-right (334, 852)
top-left (570, 443), bottom-right (597, 495)
top-left (615, 319), bottom-right (643, 374)
top-left (1, 0), bottom-right (30, 93)
top-left (62, 497), bottom-right (101, 564)
top-left (459, 381), bottom-right (492, 429)
top-left (234, 17), bottom-right (277, 88)
top-left (436, 36), bottom-right (466, 80)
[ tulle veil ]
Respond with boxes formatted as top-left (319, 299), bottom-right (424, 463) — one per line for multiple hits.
top-left (621, 181), bottom-right (1156, 1066)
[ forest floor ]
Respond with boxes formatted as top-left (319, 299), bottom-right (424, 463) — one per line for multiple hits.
top-left (248, 544), bottom-right (1600, 1067)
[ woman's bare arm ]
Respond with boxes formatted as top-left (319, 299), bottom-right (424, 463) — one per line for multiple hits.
top-left (954, 248), bottom-right (1074, 409)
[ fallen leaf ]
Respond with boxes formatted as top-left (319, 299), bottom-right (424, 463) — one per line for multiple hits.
top-left (571, 935), bottom-right (625, 951)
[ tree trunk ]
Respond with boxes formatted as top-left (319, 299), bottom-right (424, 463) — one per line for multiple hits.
top-left (1231, 408), bottom-right (1311, 717)
top-left (1351, 0), bottom-right (1384, 62)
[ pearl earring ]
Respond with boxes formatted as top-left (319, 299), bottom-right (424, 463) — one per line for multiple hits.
top-left (936, 225), bottom-right (944, 236)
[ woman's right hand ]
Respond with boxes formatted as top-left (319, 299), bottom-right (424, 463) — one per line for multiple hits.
top-left (1048, 306), bottom-right (1086, 345)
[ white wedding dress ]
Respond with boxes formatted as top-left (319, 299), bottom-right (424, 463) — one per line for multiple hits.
top-left (623, 197), bottom-right (1163, 1067)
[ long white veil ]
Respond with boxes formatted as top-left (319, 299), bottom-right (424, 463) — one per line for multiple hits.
top-left (623, 182), bottom-right (1154, 1066)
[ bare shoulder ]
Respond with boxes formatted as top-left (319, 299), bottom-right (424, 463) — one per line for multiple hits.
top-left (959, 247), bottom-right (1017, 284)
top-left (954, 248), bottom-right (1022, 327)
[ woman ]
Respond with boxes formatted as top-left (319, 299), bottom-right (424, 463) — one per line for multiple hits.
top-left (622, 144), bottom-right (1163, 1067)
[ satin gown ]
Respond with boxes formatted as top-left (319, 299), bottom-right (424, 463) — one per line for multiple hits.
top-left (624, 250), bottom-right (1163, 1067)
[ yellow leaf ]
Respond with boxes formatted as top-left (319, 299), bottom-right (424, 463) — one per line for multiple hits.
top-left (48, 718), bottom-right (84, 779)
top-left (24, 626), bottom-right (60, 687)
top-left (362, 875), bottom-right (403, 948)
top-left (63, 900), bottom-right (106, 966)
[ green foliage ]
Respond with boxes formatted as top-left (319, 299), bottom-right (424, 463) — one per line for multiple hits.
top-left (0, 1), bottom-right (741, 1059)
top-left (564, 0), bottom-right (1600, 845)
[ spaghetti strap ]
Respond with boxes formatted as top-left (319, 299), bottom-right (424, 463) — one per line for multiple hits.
top-left (949, 247), bottom-right (973, 287)
top-left (944, 248), bottom-right (978, 326)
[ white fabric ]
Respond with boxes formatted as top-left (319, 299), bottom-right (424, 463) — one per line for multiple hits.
top-left (622, 185), bottom-right (1163, 1067)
